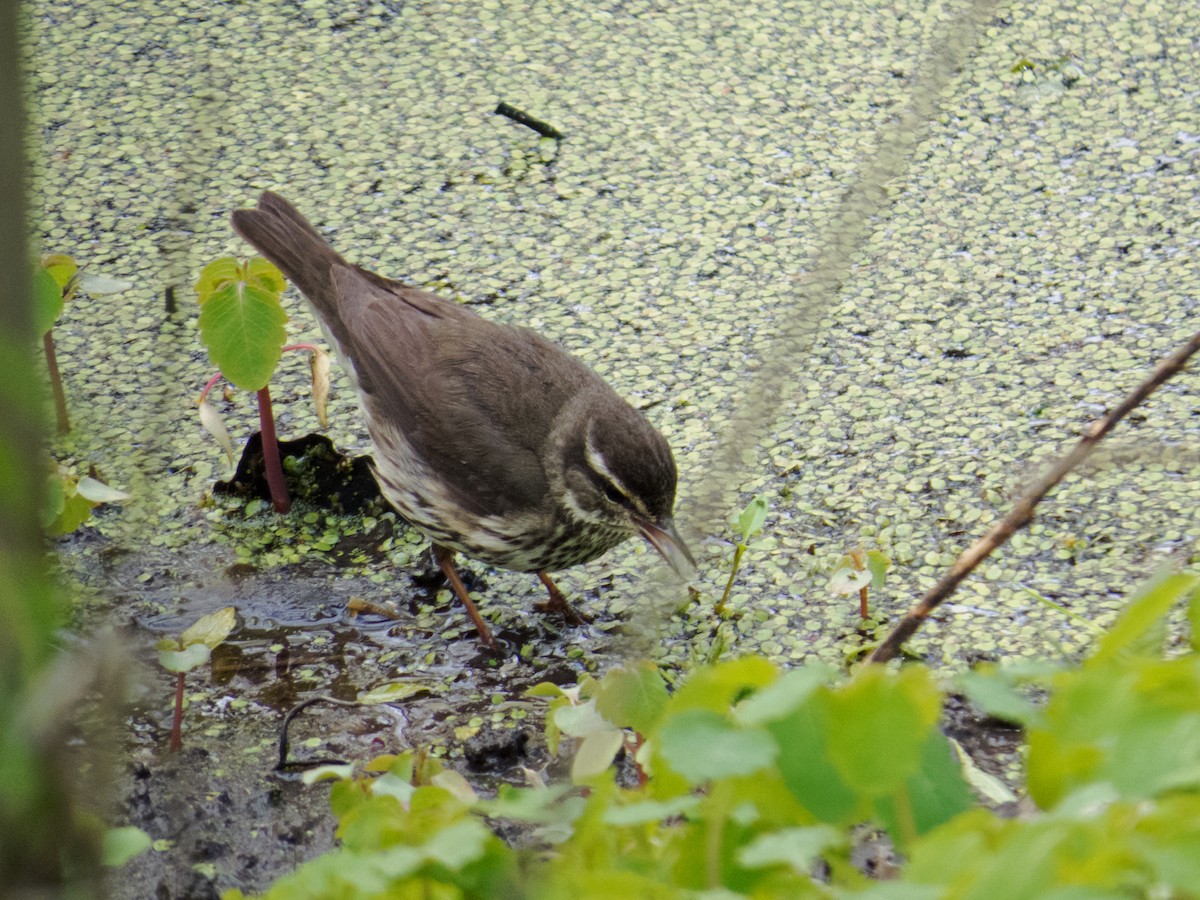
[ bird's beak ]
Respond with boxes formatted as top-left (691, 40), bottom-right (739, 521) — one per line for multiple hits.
top-left (636, 516), bottom-right (697, 579)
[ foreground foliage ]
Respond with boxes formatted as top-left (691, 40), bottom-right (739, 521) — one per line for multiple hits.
top-left (226, 572), bottom-right (1200, 898)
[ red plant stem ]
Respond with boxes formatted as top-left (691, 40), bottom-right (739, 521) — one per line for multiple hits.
top-left (631, 733), bottom-right (647, 788)
top-left (43, 330), bottom-right (70, 434)
top-left (198, 372), bottom-right (223, 405)
top-left (257, 385), bottom-right (291, 513)
top-left (170, 672), bottom-right (184, 752)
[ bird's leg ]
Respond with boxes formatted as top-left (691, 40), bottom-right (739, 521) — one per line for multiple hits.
top-left (535, 572), bottom-right (593, 624)
top-left (433, 544), bottom-right (494, 645)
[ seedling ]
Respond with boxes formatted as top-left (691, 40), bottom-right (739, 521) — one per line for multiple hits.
top-left (828, 547), bottom-right (891, 618)
top-left (155, 606), bottom-right (237, 751)
top-left (33, 253), bottom-right (131, 434)
top-left (44, 464), bottom-right (130, 536)
top-left (528, 662), bottom-right (668, 786)
top-left (195, 257), bottom-right (330, 514)
top-left (716, 494), bottom-right (769, 615)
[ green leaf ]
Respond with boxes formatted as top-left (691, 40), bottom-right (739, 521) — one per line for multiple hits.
top-left (734, 495), bottom-right (769, 542)
top-left (668, 655), bottom-right (779, 715)
top-left (657, 709), bottom-right (777, 782)
top-left (1091, 571), bottom-right (1200, 664)
top-left (873, 731), bottom-right (974, 847)
top-left (950, 738), bottom-right (1018, 805)
top-left (737, 825), bottom-right (841, 873)
top-left (601, 795), bottom-right (701, 826)
top-left (866, 550), bottom-right (891, 589)
top-left (525, 681), bottom-right (572, 699)
top-left (825, 666), bottom-right (941, 797)
top-left (75, 475), bottom-right (130, 503)
top-left (363, 846), bottom-right (424, 881)
top-left (302, 764), bottom-right (355, 785)
top-left (418, 818), bottom-right (492, 870)
top-left (1136, 794), bottom-right (1200, 891)
top-left (179, 606), bottom-right (237, 648)
top-left (42, 253), bottom-right (78, 289)
top-left (571, 729), bottom-right (626, 781)
top-left (1192, 589), bottom-right (1200, 653)
top-left (594, 662), bottom-right (668, 734)
top-left (197, 278), bottom-right (289, 391)
top-left (195, 257), bottom-right (241, 301)
top-left (43, 470), bottom-right (65, 523)
top-left (157, 643), bottom-right (211, 673)
top-left (902, 807), bottom-right (1002, 890)
top-left (358, 682), bottom-right (432, 704)
top-left (431, 770), bottom-right (478, 805)
top-left (477, 783), bottom-right (579, 824)
top-left (769, 694), bottom-right (861, 825)
top-left (827, 566), bottom-right (872, 595)
top-left (1029, 655), bottom-right (1200, 807)
top-left (245, 256), bottom-right (287, 296)
top-left (45, 470), bottom-right (97, 535)
top-left (33, 265), bottom-right (64, 336)
top-left (734, 665), bottom-right (834, 726)
top-left (555, 699), bottom-right (614, 738)
top-left (956, 667), bottom-right (1041, 727)
top-left (850, 886), bottom-right (942, 900)
top-left (369, 771), bottom-right (415, 804)
top-left (102, 826), bottom-right (152, 866)
top-left (197, 256), bottom-right (284, 301)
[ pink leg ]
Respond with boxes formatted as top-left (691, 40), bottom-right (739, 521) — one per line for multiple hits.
top-left (434, 545), bottom-right (494, 645)
top-left (536, 572), bottom-right (593, 624)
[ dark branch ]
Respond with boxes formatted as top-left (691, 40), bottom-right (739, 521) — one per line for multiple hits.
top-left (495, 102), bottom-right (563, 140)
top-left (867, 329), bottom-right (1200, 665)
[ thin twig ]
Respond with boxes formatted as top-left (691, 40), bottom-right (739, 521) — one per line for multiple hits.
top-left (495, 102), bottom-right (563, 140)
top-left (276, 695), bottom-right (361, 770)
top-left (867, 329), bottom-right (1200, 665)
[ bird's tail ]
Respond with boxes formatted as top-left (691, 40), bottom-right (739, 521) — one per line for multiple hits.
top-left (230, 191), bottom-right (347, 325)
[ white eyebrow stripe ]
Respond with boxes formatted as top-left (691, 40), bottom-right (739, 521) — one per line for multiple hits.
top-left (584, 425), bottom-right (651, 518)
top-left (584, 433), bottom-right (625, 495)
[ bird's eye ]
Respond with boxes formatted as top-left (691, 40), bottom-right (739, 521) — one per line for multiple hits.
top-left (602, 482), bottom-right (626, 505)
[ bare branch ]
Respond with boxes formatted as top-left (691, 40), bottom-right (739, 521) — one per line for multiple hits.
top-left (867, 329), bottom-right (1200, 665)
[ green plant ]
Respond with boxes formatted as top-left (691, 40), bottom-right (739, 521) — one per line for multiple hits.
top-left (221, 570), bottom-right (1200, 898)
top-left (43, 464), bottom-right (130, 536)
top-left (33, 253), bottom-right (131, 434)
top-left (225, 752), bottom-right (520, 899)
top-left (195, 257), bottom-right (330, 514)
top-left (927, 570), bottom-right (1200, 895)
top-left (156, 606), bottom-right (237, 752)
top-left (717, 495), bottom-right (769, 615)
top-left (828, 548), bottom-right (891, 619)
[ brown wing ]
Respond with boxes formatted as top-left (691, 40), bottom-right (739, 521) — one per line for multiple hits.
top-left (331, 266), bottom-right (599, 515)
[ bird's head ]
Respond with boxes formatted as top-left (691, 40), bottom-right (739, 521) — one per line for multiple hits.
top-left (557, 403), bottom-right (695, 577)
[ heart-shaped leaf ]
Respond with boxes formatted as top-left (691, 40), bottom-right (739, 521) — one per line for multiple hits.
top-left (198, 278), bottom-right (288, 391)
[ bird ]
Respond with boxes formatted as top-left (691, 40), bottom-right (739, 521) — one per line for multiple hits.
top-left (230, 191), bottom-right (694, 645)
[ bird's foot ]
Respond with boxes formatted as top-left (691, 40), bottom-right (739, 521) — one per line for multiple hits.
top-left (535, 572), bottom-right (593, 625)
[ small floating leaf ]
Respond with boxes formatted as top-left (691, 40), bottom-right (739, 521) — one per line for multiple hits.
top-left (180, 605), bottom-right (237, 649)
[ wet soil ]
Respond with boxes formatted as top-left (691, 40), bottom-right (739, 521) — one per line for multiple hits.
top-left (69, 435), bottom-right (1022, 897)
top-left (93, 558), bottom-right (585, 898)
